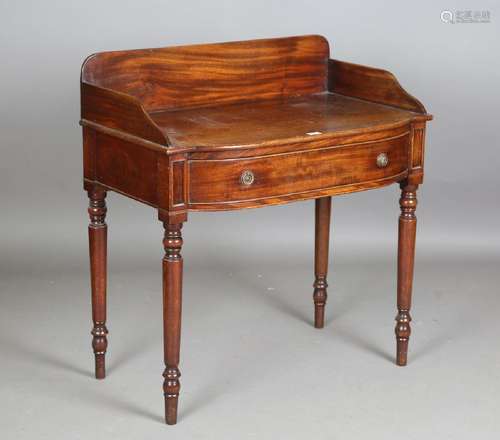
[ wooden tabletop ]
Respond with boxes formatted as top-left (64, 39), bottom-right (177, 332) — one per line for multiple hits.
top-left (149, 92), bottom-right (419, 149)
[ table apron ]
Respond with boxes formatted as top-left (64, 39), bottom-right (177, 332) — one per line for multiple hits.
top-left (188, 132), bottom-right (410, 208)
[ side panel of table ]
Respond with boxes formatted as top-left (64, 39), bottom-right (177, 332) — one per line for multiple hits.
top-left (82, 127), bottom-right (187, 223)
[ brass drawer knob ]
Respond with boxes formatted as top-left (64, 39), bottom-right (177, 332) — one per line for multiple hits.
top-left (376, 153), bottom-right (389, 168)
top-left (240, 170), bottom-right (255, 186)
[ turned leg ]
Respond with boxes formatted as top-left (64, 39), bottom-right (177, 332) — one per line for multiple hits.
top-left (395, 182), bottom-right (418, 366)
top-left (88, 188), bottom-right (108, 379)
top-left (313, 196), bottom-right (332, 328)
top-left (162, 222), bottom-right (183, 425)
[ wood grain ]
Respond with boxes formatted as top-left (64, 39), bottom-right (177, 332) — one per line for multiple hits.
top-left (82, 35), bottom-right (329, 112)
top-left (81, 82), bottom-right (167, 144)
top-left (189, 132), bottom-right (409, 206)
top-left (328, 59), bottom-right (431, 115)
top-left (95, 132), bottom-right (159, 205)
top-left (149, 93), bottom-right (417, 149)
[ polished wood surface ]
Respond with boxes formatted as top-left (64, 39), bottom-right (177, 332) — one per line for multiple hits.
top-left (329, 59), bottom-right (427, 113)
top-left (149, 93), bottom-right (419, 149)
top-left (80, 35), bottom-right (432, 424)
top-left (188, 131), bottom-right (409, 208)
top-left (82, 35), bottom-right (329, 112)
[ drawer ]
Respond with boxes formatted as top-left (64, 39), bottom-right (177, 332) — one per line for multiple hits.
top-left (189, 133), bottom-right (409, 205)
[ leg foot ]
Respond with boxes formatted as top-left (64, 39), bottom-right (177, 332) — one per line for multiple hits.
top-left (163, 366), bottom-right (181, 425)
top-left (91, 323), bottom-right (108, 379)
top-left (88, 188), bottom-right (108, 379)
top-left (313, 197), bottom-right (331, 329)
top-left (313, 278), bottom-right (327, 328)
top-left (395, 310), bottom-right (411, 366)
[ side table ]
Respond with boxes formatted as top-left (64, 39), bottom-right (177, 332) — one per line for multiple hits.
top-left (80, 35), bottom-right (432, 424)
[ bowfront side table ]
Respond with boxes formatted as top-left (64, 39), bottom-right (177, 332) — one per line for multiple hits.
top-left (80, 35), bottom-right (432, 425)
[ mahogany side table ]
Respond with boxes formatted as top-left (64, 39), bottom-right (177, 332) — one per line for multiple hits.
top-left (80, 35), bottom-right (432, 425)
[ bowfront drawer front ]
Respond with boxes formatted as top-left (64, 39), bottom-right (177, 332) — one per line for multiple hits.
top-left (189, 133), bottom-right (410, 207)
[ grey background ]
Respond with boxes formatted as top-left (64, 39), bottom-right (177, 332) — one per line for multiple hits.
top-left (1, 1), bottom-right (499, 439)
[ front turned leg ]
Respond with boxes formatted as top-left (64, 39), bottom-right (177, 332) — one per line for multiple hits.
top-left (88, 188), bottom-right (108, 379)
top-left (313, 197), bottom-right (332, 328)
top-left (162, 223), bottom-right (184, 425)
top-left (395, 182), bottom-right (418, 366)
